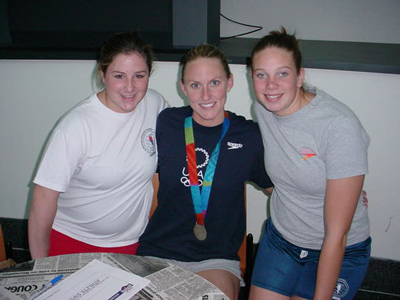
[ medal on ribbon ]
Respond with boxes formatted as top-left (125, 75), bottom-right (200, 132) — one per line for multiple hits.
top-left (193, 223), bottom-right (207, 241)
top-left (184, 112), bottom-right (230, 241)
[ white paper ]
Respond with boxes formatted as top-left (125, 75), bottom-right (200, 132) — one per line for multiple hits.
top-left (35, 259), bottom-right (150, 300)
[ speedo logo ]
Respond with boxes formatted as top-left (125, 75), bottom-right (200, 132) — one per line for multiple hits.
top-left (227, 142), bottom-right (243, 150)
top-left (300, 148), bottom-right (317, 161)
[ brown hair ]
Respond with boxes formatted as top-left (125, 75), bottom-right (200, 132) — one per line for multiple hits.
top-left (180, 44), bottom-right (231, 82)
top-left (97, 32), bottom-right (154, 75)
top-left (251, 27), bottom-right (302, 74)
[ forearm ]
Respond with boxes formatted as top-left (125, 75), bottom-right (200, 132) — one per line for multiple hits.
top-left (314, 175), bottom-right (365, 299)
top-left (28, 214), bottom-right (52, 259)
top-left (314, 235), bottom-right (347, 299)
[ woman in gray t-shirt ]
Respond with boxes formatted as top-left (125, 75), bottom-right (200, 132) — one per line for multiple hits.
top-left (249, 27), bottom-right (371, 300)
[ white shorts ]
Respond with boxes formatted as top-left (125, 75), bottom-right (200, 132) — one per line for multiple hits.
top-left (145, 256), bottom-right (245, 287)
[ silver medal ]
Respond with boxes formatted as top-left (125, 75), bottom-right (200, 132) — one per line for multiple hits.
top-left (193, 223), bottom-right (207, 241)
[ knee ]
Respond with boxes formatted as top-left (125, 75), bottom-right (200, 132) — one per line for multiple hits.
top-left (197, 269), bottom-right (240, 299)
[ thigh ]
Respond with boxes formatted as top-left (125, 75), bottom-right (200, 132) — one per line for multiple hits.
top-left (294, 237), bottom-right (371, 300)
top-left (197, 269), bottom-right (240, 300)
top-left (163, 257), bottom-right (244, 287)
top-left (292, 260), bottom-right (318, 299)
top-left (144, 256), bottom-right (243, 298)
top-left (251, 219), bottom-right (305, 297)
top-left (333, 237), bottom-right (371, 300)
top-left (249, 285), bottom-right (291, 300)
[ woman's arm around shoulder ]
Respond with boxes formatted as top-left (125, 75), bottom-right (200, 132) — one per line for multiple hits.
top-left (146, 89), bottom-right (170, 112)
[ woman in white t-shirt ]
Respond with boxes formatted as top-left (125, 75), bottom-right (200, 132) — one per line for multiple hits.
top-left (28, 32), bottom-right (168, 259)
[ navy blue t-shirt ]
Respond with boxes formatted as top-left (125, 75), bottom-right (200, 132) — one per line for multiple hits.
top-left (137, 106), bottom-right (272, 262)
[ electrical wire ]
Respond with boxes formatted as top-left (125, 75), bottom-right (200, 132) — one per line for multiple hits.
top-left (220, 13), bottom-right (263, 40)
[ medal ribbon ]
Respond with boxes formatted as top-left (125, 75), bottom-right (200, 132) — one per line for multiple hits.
top-left (184, 112), bottom-right (230, 226)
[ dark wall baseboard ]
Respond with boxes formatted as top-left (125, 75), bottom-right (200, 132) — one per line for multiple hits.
top-left (355, 256), bottom-right (400, 299)
top-left (1, 217), bottom-right (399, 298)
top-left (1, 38), bottom-right (400, 75)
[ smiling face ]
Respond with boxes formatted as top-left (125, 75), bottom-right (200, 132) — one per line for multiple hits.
top-left (100, 52), bottom-right (149, 113)
top-left (180, 57), bottom-right (233, 127)
top-left (252, 47), bottom-right (305, 117)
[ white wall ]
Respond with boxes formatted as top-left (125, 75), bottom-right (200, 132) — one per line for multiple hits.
top-left (0, 60), bottom-right (399, 261)
top-left (220, 0), bottom-right (400, 44)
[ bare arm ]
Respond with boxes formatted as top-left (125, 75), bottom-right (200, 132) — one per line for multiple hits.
top-left (313, 175), bottom-right (364, 299)
top-left (28, 184), bottom-right (60, 259)
top-left (264, 187), bottom-right (273, 195)
top-left (362, 190), bottom-right (368, 208)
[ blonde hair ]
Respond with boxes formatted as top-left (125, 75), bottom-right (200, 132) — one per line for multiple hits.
top-left (180, 44), bottom-right (231, 82)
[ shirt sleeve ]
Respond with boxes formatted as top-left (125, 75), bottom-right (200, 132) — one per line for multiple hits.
top-left (324, 115), bottom-right (370, 179)
top-left (34, 127), bottom-right (85, 192)
top-left (250, 128), bottom-right (274, 189)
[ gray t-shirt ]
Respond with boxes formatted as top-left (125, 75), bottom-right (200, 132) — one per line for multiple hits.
top-left (255, 89), bottom-right (370, 249)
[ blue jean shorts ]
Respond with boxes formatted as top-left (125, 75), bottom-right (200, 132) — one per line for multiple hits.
top-left (251, 218), bottom-right (371, 299)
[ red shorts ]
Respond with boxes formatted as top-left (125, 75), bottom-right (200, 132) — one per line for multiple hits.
top-left (48, 229), bottom-right (139, 256)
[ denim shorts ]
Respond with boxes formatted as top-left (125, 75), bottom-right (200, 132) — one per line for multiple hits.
top-left (252, 218), bottom-right (371, 299)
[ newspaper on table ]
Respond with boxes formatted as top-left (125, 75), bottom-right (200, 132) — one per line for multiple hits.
top-left (0, 253), bottom-right (228, 300)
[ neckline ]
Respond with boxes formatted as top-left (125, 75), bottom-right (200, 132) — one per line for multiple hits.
top-left (273, 89), bottom-right (319, 123)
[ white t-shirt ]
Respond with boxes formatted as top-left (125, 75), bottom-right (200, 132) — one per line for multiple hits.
top-left (34, 89), bottom-right (168, 247)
